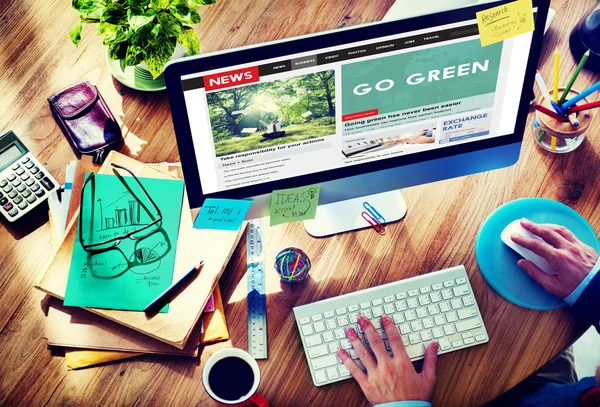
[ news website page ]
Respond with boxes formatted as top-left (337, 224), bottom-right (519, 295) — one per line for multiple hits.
top-left (181, 16), bottom-right (533, 194)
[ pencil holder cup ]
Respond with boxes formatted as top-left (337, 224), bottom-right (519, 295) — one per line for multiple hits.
top-left (533, 87), bottom-right (594, 154)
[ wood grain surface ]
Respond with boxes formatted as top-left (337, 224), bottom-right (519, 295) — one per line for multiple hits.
top-left (0, 0), bottom-right (598, 406)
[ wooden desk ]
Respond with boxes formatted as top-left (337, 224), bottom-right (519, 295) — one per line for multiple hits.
top-left (0, 0), bottom-right (598, 405)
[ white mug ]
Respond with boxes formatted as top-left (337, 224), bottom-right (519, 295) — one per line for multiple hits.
top-left (202, 348), bottom-right (269, 407)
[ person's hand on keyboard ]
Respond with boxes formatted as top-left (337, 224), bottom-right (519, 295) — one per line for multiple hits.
top-left (337, 315), bottom-right (439, 406)
top-left (511, 219), bottom-right (599, 299)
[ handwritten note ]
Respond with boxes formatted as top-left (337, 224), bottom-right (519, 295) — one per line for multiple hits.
top-left (270, 184), bottom-right (321, 226)
top-left (194, 198), bottom-right (252, 231)
top-left (476, 0), bottom-right (534, 47)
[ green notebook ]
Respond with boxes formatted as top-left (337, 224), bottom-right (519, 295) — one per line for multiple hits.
top-left (64, 173), bottom-right (185, 312)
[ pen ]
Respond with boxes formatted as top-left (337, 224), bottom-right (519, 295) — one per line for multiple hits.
top-left (144, 261), bottom-right (204, 314)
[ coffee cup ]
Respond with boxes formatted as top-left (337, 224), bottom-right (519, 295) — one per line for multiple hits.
top-left (202, 348), bottom-right (269, 407)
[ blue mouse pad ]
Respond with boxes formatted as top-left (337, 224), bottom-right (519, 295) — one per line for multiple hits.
top-left (475, 198), bottom-right (600, 310)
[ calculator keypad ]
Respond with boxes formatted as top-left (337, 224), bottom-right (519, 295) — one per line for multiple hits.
top-left (0, 153), bottom-right (57, 221)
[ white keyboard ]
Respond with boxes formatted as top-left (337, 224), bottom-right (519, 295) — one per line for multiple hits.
top-left (293, 265), bottom-right (489, 387)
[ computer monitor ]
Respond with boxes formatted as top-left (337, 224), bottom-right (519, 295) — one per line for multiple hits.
top-left (165, 0), bottom-right (550, 237)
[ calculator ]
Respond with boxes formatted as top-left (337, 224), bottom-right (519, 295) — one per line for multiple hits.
top-left (0, 131), bottom-right (58, 221)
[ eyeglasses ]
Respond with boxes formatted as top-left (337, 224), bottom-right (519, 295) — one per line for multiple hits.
top-left (79, 164), bottom-right (163, 253)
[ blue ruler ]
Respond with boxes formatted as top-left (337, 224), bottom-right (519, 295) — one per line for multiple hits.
top-left (247, 218), bottom-right (267, 359)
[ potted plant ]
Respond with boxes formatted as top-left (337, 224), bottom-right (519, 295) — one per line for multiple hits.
top-left (70, 0), bottom-right (215, 80)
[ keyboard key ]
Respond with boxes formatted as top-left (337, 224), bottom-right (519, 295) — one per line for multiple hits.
top-left (418, 295), bottom-right (430, 306)
top-left (7, 173), bottom-right (16, 181)
top-left (430, 292), bottom-right (442, 302)
top-left (456, 277), bottom-right (467, 284)
top-left (462, 332), bottom-right (473, 339)
top-left (409, 333), bottom-right (421, 344)
top-left (336, 307), bottom-right (347, 315)
top-left (26, 195), bottom-right (36, 204)
top-left (20, 172), bottom-right (30, 180)
top-left (17, 201), bottom-right (28, 210)
top-left (455, 318), bottom-right (482, 332)
top-left (360, 301), bottom-right (370, 309)
top-left (420, 330), bottom-right (433, 342)
top-left (314, 369), bottom-right (327, 384)
top-left (312, 314), bottom-right (323, 322)
top-left (305, 334), bottom-right (322, 347)
top-left (22, 189), bottom-right (31, 198)
top-left (339, 365), bottom-right (351, 377)
top-left (299, 317), bottom-right (311, 324)
top-left (452, 340), bottom-right (463, 348)
top-left (325, 319), bottom-right (336, 330)
top-left (399, 323), bottom-right (411, 335)
top-left (416, 308), bottom-right (427, 318)
top-left (323, 332), bottom-right (335, 342)
top-left (361, 309), bottom-right (373, 319)
top-left (0, 179), bottom-right (7, 187)
top-left (2, 183), bottom-right (11, 192)
top-left (395, 300), bottom-right (407, 312)
top-left (372, 306), bottom-right (383, 318)
top-left (404, 310), bottom-right (417, 321)
top-left (405, 344), bottom-right (424, 359)
top-left (393, 313), bottom-right (405, 324)
top-left (329, 342), bottom-right (340, 352)
top-left (24, 161), bottom-right (34, 169)
top-left (427, 304), bottom-right (440, 315)
top-left (8, 190), bottom-right (17, 199)
top-left (7, 208), bottom-right (18, 217)
top-left (451, 299), bottom-right (463, 309)
top-left (432, 327), bottom-right (444, 338)
top-left (11, 163), bottom-right (20, 170)
top-left (326, 367), bottom-right (339, 380)
top-left (432, 283), bottom-right (443, 290)
top-left (407, 298), bottom-right (419, 309)
top-left (384, 295), bottom-right (395, 303)
top-left (434, 315), bottom-right (446, 326)
top-left (21, 157), bottom-right (30, 163)
top-left (440, 301), bottom-right (451, 312)
top-left (334, 329), bottom-right (345, 339)
top-left (337, 316), bottom-right (349, 327)
top-left (441, 289), bottom-right (453, 300)
top-left (423, 317), bottom-right (435, 329)
top-left (396, 292), bottom-right (407, 300)
top-left (34, 189), bottom-right (45, 198)
top-left (16, 184), bottom-right (26, 192)
top-left (463, 295), bottom-right (475, 306)
top-left (411, 321), bottom-right (423, 332)
top-left (3, 202), bottom-right (13, 211)
top-left (372, 298), bottom-right (383, 306)
top-left (464, 338), bottom-right (475, 345)
top-left (444, 324), bottom-right (456, 335)
top-left (308, 345), bottom-right (329, 358)
top-left (453, 285), bottom-right (470, 296)
top-left (25, 178), bottom-right (34, 186)
top-left (408, 289), bottom-right (419, 297)
top-left (348, 313), bottom-right (358, 323)
top-left (383, 303), bottom-right (395, 314)
top-left (41, 177), bottom-right (55, 191)
top-left (457, 307), bottom-right (477, 320)
top-left (401, 336), bottom-right (409, 346)
top-left (444, 280), bottom-right (455, 288)
top-left (348, 349), bottom-right (358, 359)
top-left (475, 334), bottom-right (487, 342)
top-left (446, 311), bottom-right (458, 323)
top-left (302, 325), bottom-right (314, 336)
top-left (340, 339), bottom-right (352, 350)
top-left (439, 338), bottom-right (451, 351)
top-left (13, 195), bottom-right (23, 204)
top-left (420, 286), bottom-right (431, 294)
top-left (15, 168), bottom-right (24, 176)
top-left (34, 171), bottom-right (43, 179)
top-left (314, 321), bottom-right (325, 333)
top-left (348, 304), bottom-right (359, 312)
top-left (0, 197), bottom-right (7, 206)
top-left (324, 311), bottom-right (335, 318)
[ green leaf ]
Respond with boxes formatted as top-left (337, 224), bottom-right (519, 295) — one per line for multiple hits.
top-left (144, 36), bottom-right (176, 79)
top-left (101, 2), bottom-right (127, 25)
top-left (125, 44), bottom-right (145, 66)
top-left (97, 21), bottom-right (118, 36)
top-left (151, 0), bottom-right (170, 9)
top-left (177, 26), bottom-right (199, 55)
top-left (102, 27), bottom-right (128, 45)
top-left (127, 8), bottom-right (157, 31)
top-left (150, 23), bottom-right (161, 38)
top-left (169, 1), bottom-right (200, 24)
top-left (187, 0), bottom-right (216, 6)
top-left (129, 0), bottom-right (150, 8)
top-left (120, 57), bottom-right (127, 72)
top-left (79, 0), bottom-right (106, 19)
top-left (70, 21), bottom-right (83, 45)
top-left (108, 42), bottom-right (127, 60)
top-left (157, 12), bottom-right (182, 37)
top-left (72, 0), bottom-right (83, 10)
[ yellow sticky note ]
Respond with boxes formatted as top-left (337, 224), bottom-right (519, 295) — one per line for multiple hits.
top-left (476, 0), bottom-right (534, 47)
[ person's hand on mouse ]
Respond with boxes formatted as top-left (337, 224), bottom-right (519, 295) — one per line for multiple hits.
top-left (337, 315), bottom-right (439, 406)
top-left (511, 219), bottom-right (599, 298)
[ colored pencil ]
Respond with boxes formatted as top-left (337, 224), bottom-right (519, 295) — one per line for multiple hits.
top-left (535, 70), bottom-right (565, 115)
top-left (558, 50), bottom-right (590, 105)
top-left (537, 129), bottom-right (546, 143)
top-left (562, 79), bottom-right (600, 109)
top-left (565, 99), bottom-right (600, 114)
top-left (567, 113), bottom-right (579, 126)
top-left (553, 48), bottom-right (560, 103)
top-left (551, 136), bottom-right (557, 151)
top-left (533, 103), bottom-right (568, 122)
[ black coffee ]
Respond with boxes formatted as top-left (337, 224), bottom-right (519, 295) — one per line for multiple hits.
top-left (208, 356), bottom-right (254, 401)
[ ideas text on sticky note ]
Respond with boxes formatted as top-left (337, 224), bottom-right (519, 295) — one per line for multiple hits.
top-left (270, 185), bottom-right (321, 226)
top-left (476, 0), bottom-right (534, 47)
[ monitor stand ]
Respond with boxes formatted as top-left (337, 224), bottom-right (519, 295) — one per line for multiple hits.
top-left (303, 190), bottom-right (407, 237)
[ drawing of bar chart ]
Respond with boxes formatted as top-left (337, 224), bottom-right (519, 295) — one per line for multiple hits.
top-left (97, 194), bottom-right (144, 231)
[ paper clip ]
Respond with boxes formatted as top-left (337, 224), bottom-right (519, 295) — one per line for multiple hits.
top-left (363, 202), bottom-right (386, 224)
top-left (362, 211), bottom-right (386, 235)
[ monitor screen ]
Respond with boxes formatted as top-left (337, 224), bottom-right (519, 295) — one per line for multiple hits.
top-left (167, 0), bottom-right (547, 207)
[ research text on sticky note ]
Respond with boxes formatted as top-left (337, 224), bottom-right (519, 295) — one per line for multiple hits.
top-left (194, 198), bottom-right (252, 230)
top-left (270, 185), bottom-right (321, 226)
top-left (476, 0), bottom-right (534, 47)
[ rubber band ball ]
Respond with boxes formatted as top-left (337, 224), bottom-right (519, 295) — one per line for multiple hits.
top-left (274, 247), bottom-right (311, 282)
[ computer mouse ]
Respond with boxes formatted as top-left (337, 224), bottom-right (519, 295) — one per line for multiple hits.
top-left (500, 220), bottom-right (555, 275)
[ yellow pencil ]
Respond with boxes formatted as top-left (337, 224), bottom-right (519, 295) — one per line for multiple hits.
top-left (551, 136), bottom-right (557, 151)
top-left (553, 48), bottom-right (560, 103)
